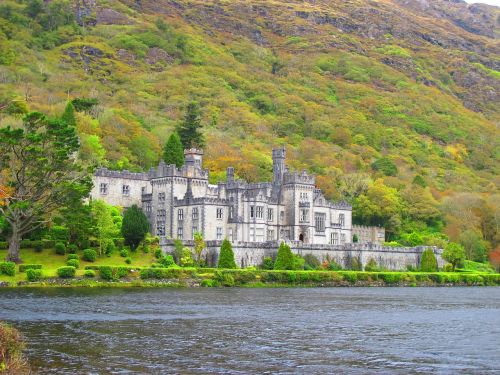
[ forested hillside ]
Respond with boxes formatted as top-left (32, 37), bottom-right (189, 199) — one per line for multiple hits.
top-left (0, 0), bottom-right (498, 254)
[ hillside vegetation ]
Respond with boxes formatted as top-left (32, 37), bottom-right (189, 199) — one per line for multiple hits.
top-left (0, 0), bottom-right (499, 251)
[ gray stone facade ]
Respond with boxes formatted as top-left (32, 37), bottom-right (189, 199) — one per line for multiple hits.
top-left (352, 225), bottom-right (386, 245)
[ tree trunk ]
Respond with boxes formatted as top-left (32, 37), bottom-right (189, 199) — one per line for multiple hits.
top-left (7, 225), bottom-right (21, 263)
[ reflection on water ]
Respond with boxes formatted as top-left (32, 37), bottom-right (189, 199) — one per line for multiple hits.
top-left (1, 287), bottom-right (500, 374)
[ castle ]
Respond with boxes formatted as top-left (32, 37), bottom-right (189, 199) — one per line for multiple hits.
top-left (91, 148), bottom-right (353, 245)
top-left (90, 148), bottom-right (443, 269)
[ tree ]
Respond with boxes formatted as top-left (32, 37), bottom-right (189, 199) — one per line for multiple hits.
top-left (176, 101), bottom-right (204, 149)
top-left (274, 242), bottom-right (294, 270)
top-left (420, 248), bottom-right (438, 272)
top-left (459, 229), bottom-right (488, 263)
top-left (371, 157), bottom-right (398, 176)
top-left (121, 205), bottom-right (149, 251)
top-left (61, 102), bottom-right (76, 127)
top-left (442, 242), bottom-right (466, 272)
top-left (193, 232), bottom-right (205, 266)
top-left (218, 239), bottom-right (237, 269)
top-left (91, 200), bottom-right (118, 255)
top-left (0, 112), bottom-right (91, 262)
top-left (163, 132), bottom-right (185, 167)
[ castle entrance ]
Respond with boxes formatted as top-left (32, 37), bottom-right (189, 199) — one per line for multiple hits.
top-left (299, 233), bottom-right (304, 242)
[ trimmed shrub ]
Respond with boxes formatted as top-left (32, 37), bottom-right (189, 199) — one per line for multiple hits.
top-left (125, 257), bottom-right (132, 264)
top-left (82, 249), bottom-right (97, 262)
top-left (160, 255), bottom-right (175, 267)
top-left (120, 249), bottom-right (129, 258)
top-left (54, 242), bottom-right (66, 255)
top-left (26, 269), bottom-right (42, 282)
top-left (99, 266), bottom-right (130, 281)
top-left (0, 262), bottom-right (16, 276)
top-left (33, 241), bottom-right (43, 253)
top-left (18, 264), bottom-right (42, 272)
top-left (214, 270), bottom-right (235, 287)
top-left (66, 259), bottom-right (80, 269)
top-left (84, 269), bottom-right (96, 278)
top-left (365, 258), bottom-right (379, 272)
top-left (67, 254), bottom-right (79, 261)
top-left (57, 266), bottom-right (76, 278)
top-left (342, 271), bottom-right (358, 284)
top-left (154, 248), bottom-right (163, 259)
top-left (420, 248), bottom-right (438, 272)
top-left (261, 256), bottom-right (274, 270)
top-left (218, 239), bottom-right (237, 269)
top-left (105, 241), bottom-right (116, 256)
top-left (274, 242), bottom-right (294, 270)
top-left (139, 267), bottom-right (196, 279)
top-left (67, 244), bottom-right (78, 254)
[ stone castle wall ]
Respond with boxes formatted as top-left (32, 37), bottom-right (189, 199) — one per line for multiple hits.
top-left (161, 239), bottom-right (444, 271)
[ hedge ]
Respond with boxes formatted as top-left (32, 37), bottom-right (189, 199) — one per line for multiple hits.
top-left (98, 266), bottom-right (130, 281)
top-left (19, 264), bottom-right (42, 273)
top-left (0, 262), bottom-right (16, 276)
top-left (0, 241), bottom-right (7, 250)
top-left (26, 269), bottom-right (43, 282)
top-left (56, 266), bottom-right (76, 278)
top-left (66, 259), bottom-right (80, 269)
top-left (139, 268), bottom-right (197, 279)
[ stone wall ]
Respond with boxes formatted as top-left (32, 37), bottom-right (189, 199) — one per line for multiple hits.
top-left (161, 239), bottom-right (444, 271)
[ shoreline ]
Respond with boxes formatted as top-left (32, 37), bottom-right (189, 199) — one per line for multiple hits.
top-left (1, 269), bottom-right (499, 288)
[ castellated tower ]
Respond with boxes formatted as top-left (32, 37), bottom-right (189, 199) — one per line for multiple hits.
top-left (184, 148), bottom-right (203, 168)
top-left (272, 147), bottom-right (286, 186)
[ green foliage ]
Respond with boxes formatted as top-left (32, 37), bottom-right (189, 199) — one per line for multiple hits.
top-left (0, 262), bottom-right (16, 276)
top-left (66, 259), bottom-right (79, 269)
top-left (54, 242), bottom-right (66, 255)
top-left (66, 244), bottom-right (78, 254)
top-left (120, 249), bottom-right (129, 257)
top-left (121, 205), bottom-right (149, 250)
top-left (26, 268), bottom-right (42, 282)
top-left (218, 239), bottom-right (237, 269)
top-left (364, 258), bottom-right (379, 272)
top-left (303, 254), bottom-right (321, 270)
top-left (177, 101), bottom-right (204, 149)
top-left (442, 242), bottom-right (465, 271)
top-left (66, 254), bottom-right (79, 261)
top-left (160, 254), bottom-right (175, 267)
top-left (327, 260), bottom-right (343, 271)
top-left (84, 269), bottom-right (96, 278)
top-left (459, 229), bottom-right (488, 263)
top-left (19, 264), bottom-right (42, 272)
top-left (61, 102), bottom-right (76, 127)
top-left (261, 256), bottom-right (274, 270)
top-left (154, 248), bottom-right (163, 259)
top-left (98, 266), bottom-right (130, 281)
top-left (352, 234), bottom-right (359, 243)
top-left (274, 242), bottom-right (295, 270)
top-left (420, 248), bottom-right (438, 272)
top-left (125, 257), bottom-right (132, 264)
top-left (91, 200), bottom-right (119, 255)
top-left (82, 249), bottom-right (97, 262)
top-left (71, 98), bottom-right (98, 112)
top-left (371, 158), bottom-right (398, 176)
top-left (56, 266), bottom-right (76, 278)
top-left (163, 132), bottom-right (185, 167)
top-left (180, 247), bottom-right (194, 267)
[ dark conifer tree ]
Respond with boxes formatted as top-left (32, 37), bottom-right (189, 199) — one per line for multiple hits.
top-left (218, 239), bottom-right (237, 269)
top-left (121, 205), bottom-right (149, 250)
top-left (163, 132), bottom-right (185, 167)
top-left (176, 101), bottom-right (204, 149)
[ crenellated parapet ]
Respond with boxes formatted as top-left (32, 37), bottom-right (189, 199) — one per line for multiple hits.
top-left (95, 168), bottom-right (149, 181)
top-left (283, 170), bottom-right (315, 185)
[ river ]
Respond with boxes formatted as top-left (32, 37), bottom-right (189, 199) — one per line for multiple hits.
top-left (1, 287), bottom-right (499, 374)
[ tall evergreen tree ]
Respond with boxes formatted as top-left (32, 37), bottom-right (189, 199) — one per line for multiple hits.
top-left (176, 101), bottom-right (204, 149)
top-left (163, 132), bottom-right (185, 167)
top-left (121, 205), bottom-right (149, 250)
top-left (274, 242), bottom-right (294, 270)
top-left (218, 239), bottom-right (237, 269)
top-left (420, 248), bottom-right (438, 272)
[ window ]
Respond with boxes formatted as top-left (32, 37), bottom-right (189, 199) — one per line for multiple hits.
top-left (99, 183), bottom-right (108, 195)
top-left (300, 209), bottom-right (309, 223)
top-left (256, 228), bottom-right (264, 242)
top-left (267, 208), bottom-right (273, 221)
top-left (229, 206), bottom-right (234, 219)
top-left (216, 208), bottom-right (223, 220)
top-left (299, 192), bottom-right (308, 200)
top-left (315, 213), bottom-right (326, 232)
top-left (216, 227), bottom-right (223, 240)
top-left (178, 209), bottom-right (184, 221)
top-left (250, 206), bottom-right (255, 219)
top-left (158, 192), bottom-right (165, 202)
top-left (330, 232), bottom-right (339, 245)
top-left (157, 209), bottom-right (166, 218)
top-left (249, 228), bottom-right (255, 242)
top-left (192, 207), bottom-right (199, 220)
top-left (256, 206), bottom-right (263, 219)
top-left (122, 185), bottom-right (130, 196)
top-left (192, 226), bottom-right (198, 238)
top-left (280, 211), bottom-right (285, 222)
top-left (157, 221), bottom-right (165, 236)
top-left (177, 227), bottom-right (183, 239)
top-left (267, 229), bottom-right (274, 241)
top-left (339, 213), bottom-right (345, 227)
top-left (145, 203), bottom-right (152, 213)
top-left (340, 233), bottom-right (346, 244)
top-left (228, 228), bottom-right (233, 242)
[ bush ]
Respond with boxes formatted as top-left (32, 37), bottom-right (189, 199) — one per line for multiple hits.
top-left (364, 258), bottom-right (379, 272)
top-left (26, 269), bottom-right (42, 282)
top-left (99, 266), bottom-right (130, 281)
top-left (67, 244), bottom-right (78, 254)
top-left (0, 322), bottom-right (29, 374)
top-left (54, 242), bottom-right (66, 255)
top-left (261, 256), bottom-right (274, 270)
top-left (0, 241), bottom-right (7, 249)
top-left (83, 249), bottom-right (97, 262)
top-left (154, 248), bottom-right (163, 259)
top-left (274, 242), bottom-right (295, 270)
top-left (328, 260), bottom-right (343, 271)
top-left (18, 264), bottom-right (42, 272)
top-left (0, 262), bottom-right (16, 276)
top-left (125, 257), bottom-right (132, 264)
top-left (57, 266), bottom-right (76, 278)
top-left (33, 241), bottom-right (43, 253)
top-left (67, 254), bottom-right (79, 261)
top-left (303, 254), bottom-right (321, 270)
top-left (105, 241), bottom-right (116, 256)
top-left (84, 269), bottom-right (96, 278)
top-left (349, 256), bottom-right (362, 271)
top-left (160, 255), bottom-right (175, 267)
top-left (218, 239), bottom-right (237, 269)
top-left (120, 249), bottom-right (129, 258)
top-left (420, 248), bottom-right (438, 272)
top-left (214, 270), bottom-right (235, 287)
top-left (66, 259), bottom-right (80, 269)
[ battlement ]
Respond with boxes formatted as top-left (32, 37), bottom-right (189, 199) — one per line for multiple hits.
top-left (283, 170), bottom-right (315, 185)
top-left (95, 168), bottom-right (149, 181)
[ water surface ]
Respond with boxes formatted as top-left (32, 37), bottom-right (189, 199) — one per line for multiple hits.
top-left (1, 287), bottom-right (499, 374)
